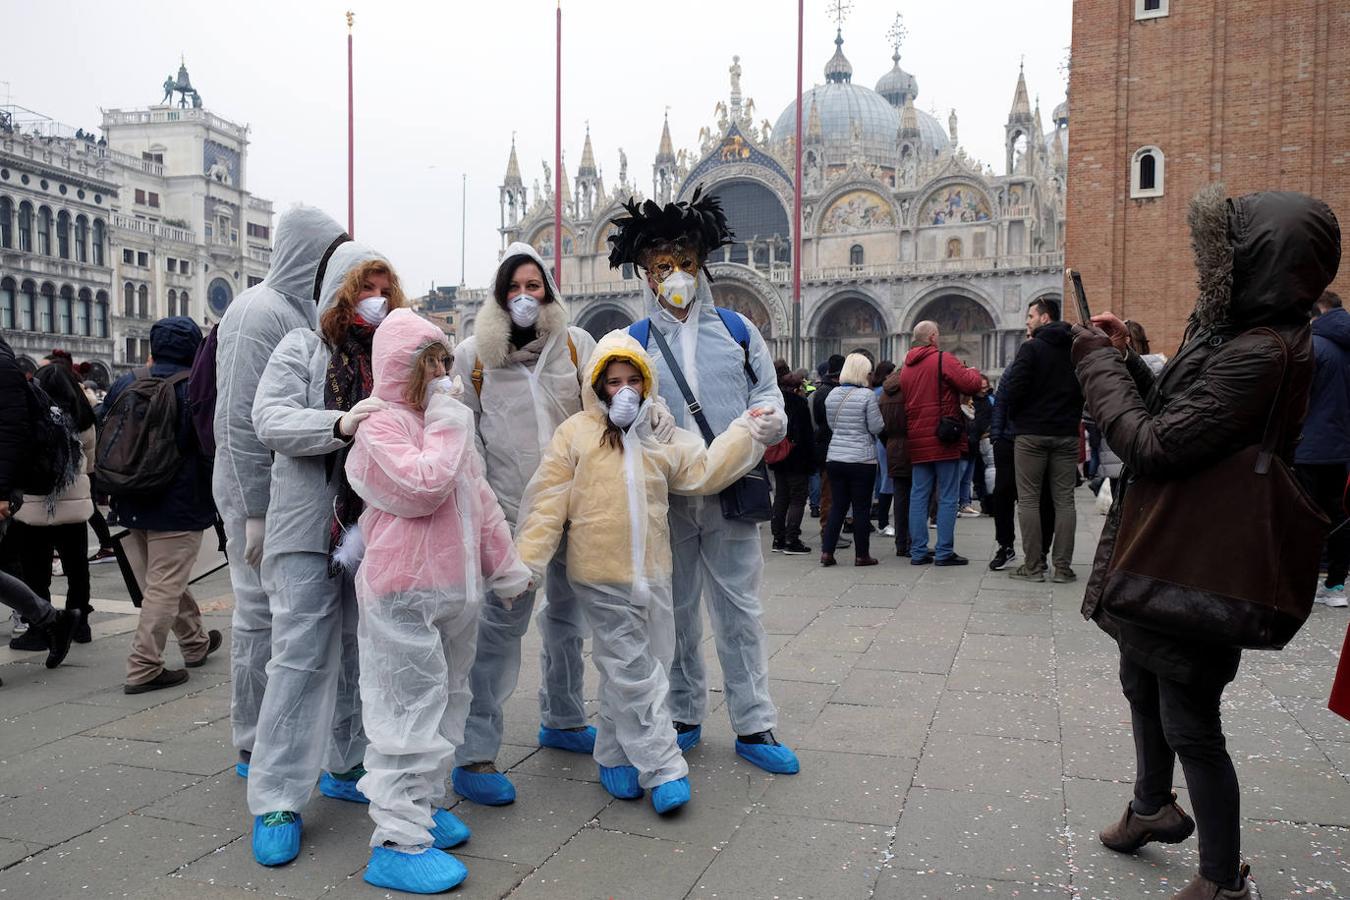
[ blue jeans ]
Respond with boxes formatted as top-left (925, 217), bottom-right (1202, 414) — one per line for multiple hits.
top-left (808, 471), bottom-right (821, 510)
top-left (958, 457), bottom-right (975, 507)
top-left (909, 460), bottom-right (961, 561)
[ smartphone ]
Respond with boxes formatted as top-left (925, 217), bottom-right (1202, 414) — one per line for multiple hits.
top-left (1066, 268), bottom-right (1091, 323)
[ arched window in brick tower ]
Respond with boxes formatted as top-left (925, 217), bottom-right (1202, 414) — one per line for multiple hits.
top-left (1131, 147), bottom-right (1164, 199)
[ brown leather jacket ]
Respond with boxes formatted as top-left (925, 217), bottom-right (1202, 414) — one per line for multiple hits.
top-left (878, 372), bottom-right (912, 479)
top-left (1074, 188), bottom-right (1340, 683)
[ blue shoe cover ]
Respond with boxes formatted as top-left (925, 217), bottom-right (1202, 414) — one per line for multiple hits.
top-left (430, 807), bottom-right (470, 849)
top-left (363, 845), bottom-right (467, 894)
top-left (735, 739), bottom-right (801, 775)
top-left (676, 725), bottom-right (702, 753)
top-left (651, 777), bottom-right (691, 814)
top-left (252, 811), bottom-right (302, 866)
top-left (318, 769), bottom-right (369, 804)
top-left (236, 761), bottom-right (250, 778)
top-left (598, 764), bottom-right (643, 800)
top-left (538, 724), bottom-right (597, 754)
top-left (452, 766), bottom-right (516, 806)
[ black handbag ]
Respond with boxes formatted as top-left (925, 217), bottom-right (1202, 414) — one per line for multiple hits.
top-left (935, 351), bottom-right (965, 443)
top-left (647, 324), bottom-right (773, 522)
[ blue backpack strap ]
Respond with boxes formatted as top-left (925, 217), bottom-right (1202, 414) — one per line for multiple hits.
top-left (628, 318), bottom-right (651, 348)
top-left (713, 306), bottom-right (758, 386)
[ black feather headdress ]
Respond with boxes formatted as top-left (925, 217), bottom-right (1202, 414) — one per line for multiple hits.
top-left (606, 185), bottom-right (735, 271)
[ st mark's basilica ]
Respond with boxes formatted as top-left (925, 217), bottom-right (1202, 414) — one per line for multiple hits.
top-left (469, 23), bottom-right (1068, 373)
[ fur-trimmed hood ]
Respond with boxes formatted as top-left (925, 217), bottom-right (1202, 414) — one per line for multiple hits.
top-left (1188, 184), bottom-right (1341, 331)
top-left (474, 241), bottom-right (571, 368)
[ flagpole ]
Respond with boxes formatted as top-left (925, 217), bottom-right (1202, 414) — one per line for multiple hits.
top-left (553, 1), bottom-right (563, 288)
top-left (792, 0), bottom-right (804, 368)
top-left (346, 10), bottom-right (355, 237)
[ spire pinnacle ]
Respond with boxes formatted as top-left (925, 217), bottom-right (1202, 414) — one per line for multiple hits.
top-left (656, 111), bottom-right (675, 163)
top-left (1008, 64), bottom-right (1032, 121)
top-left (504, 135), bottom-right (522, 186)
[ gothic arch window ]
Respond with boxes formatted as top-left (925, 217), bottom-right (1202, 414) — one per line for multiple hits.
top-left (37, 206), bottom-right (52, 255)
top-left (91, 218), bottom-right (106, 266)
top-left (94, 290), bottom-right (109, 337)
top-left (849, 244), bottom-right (864, 268)
top-left (179, 290), bottom-right (190, 320)
top-left (0, 277), bottom-right (14, 330)
top-left (123, 281), bottom-right (135, 317)
top-left (18, 201), bottom-right (33, 251)
top-left (19, 280), bottom-right (35, 330)
top-left (77, 287), bottom-right (92, 335)
top-left (58, 284), bottom-right (74, 334)
top-left (74, 214), bottom-right (88, 263)
top-left (167, 289), bottom-right (178, 318)
top-left (137, 284), bottom-right (149, 319)
top-left (706, 180), bottom-right (791, 264)
top-left (56, 210), bottom-right (71, 259)
top-left (0, 196), bottom-right (11, 248)
top-left (1131, 146), bottom-right (1164, 198)
top-left (39, 282), bottom-right (56, 332)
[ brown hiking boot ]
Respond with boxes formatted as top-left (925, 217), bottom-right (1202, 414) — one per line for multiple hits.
top-left (1172, 864), bottom-right (1254, 899)
top-left (1099, 792), bottom-right (1196, 852)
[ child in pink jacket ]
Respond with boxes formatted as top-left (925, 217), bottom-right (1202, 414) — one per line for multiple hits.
top-left (345, 308), bottom-right (531, 894)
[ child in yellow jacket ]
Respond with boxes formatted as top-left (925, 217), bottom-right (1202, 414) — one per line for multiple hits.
top-left (514, 330), bottom-right (773, 814)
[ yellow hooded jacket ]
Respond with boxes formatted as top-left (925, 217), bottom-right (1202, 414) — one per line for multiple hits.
top-left (515, 330), bottom-right (763, 587)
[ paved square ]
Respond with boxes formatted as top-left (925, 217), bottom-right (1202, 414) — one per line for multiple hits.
top-left (2, 493), bottom-right (1346, 898)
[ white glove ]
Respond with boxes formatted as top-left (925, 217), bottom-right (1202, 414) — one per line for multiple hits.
top-left (243, 517), bottom-right (266, 569)
top-left (649, 395), bottom-right (676, 443)
top-left (338, 396), bottom-right (387, 437)
top-left (747, 408), bottom-right (785, 445)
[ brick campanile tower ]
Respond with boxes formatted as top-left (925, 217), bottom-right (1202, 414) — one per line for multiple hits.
top-left (1066, 0), bottom-right (1349, 352)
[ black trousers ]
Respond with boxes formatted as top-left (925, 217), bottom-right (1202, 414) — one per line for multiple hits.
top-left (771, 469), bottom-right (809, 544)
top-left (1296, 463), bottom-right (1349, 587)
top-left (7, 520), bottom-right (91, 613)
top-left (891, 476), bottom-right (912, 553)
top-left (1119, 653), bottom-right (1241, 885)
top-left (823, 461), bottom-right (876, 558)
top-left (992, 438), bottom-right (1055, 555)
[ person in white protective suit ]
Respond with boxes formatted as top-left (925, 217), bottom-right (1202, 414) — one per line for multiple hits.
top-left (604, 189), bottom-right (799, 774)
top-left (514, 331), bottom-right (773, 814)
top-left (448, 243), bottom-right (676, 806)
top-left (214, 206), bottom-right (350, 773)
top-left (346, 308), bottom-right (532, 894)
top-left (245, 243), bottom-right (405, 866)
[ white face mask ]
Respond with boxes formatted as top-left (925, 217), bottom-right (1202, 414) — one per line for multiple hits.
top-left (508, 293), bottom-right (541, 328)
top-left (608, 386), bottom-right (641, 429)
top-left (657, 271), bottom-right (697, 309)
top-left (424, 374), bottom-right (462, 404)
top-left (355, 295), bottom-right (389, 326)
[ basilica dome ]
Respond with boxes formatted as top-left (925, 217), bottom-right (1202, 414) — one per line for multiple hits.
top-left (772, 30), bottom-right (949, 167)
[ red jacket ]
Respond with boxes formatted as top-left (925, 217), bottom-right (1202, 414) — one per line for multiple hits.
top-left (899, 345), bottom-right (984, 464)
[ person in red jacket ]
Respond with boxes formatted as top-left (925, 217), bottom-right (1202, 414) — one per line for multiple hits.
top-left (899, 321), bottom-right (984, 565)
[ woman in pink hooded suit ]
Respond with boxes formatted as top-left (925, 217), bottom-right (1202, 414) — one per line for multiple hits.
top-left (345, 308), bottom-right (530, 893)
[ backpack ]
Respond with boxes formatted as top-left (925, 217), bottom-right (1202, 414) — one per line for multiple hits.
top-left (471, 334), bottom-right (579, 396)
top-left (628, 307), bottom-right (759, 386)
top-left (96, 371), bottom-right (191, 496)
top-left (21, 379), bottom-right (82, 498)
top-left (187, 323), bottom-right (219, 457)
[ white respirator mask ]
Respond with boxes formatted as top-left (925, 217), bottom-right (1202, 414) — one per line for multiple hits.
top-left (657, 271), bottom-right (697, 309)
top-left (355, 295), bottom-right (389, 326)
top-left (608, 386), bottom-right (641, 429)
top-left (508, 293), bottom-right (541, 328)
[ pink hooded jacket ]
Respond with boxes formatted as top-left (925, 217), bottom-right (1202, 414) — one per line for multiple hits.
top-left (345, 308), bottom-right (530, 603)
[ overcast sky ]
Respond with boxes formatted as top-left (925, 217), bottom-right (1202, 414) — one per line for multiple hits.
top-left (6, 0), bottom-right (1070, 293)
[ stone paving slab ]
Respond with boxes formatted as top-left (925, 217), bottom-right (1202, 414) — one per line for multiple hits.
top-left (2, 492), bottom-right (1347, 898)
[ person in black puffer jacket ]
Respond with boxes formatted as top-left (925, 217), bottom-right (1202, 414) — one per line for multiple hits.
top-left (770, 362), bottom-right (816, 554)
top-left (999, 298), bottom-right (1085, 582)
top-left (810, 354), bottom-right (846, 535)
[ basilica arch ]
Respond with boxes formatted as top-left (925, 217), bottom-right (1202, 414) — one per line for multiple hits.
top-left (808, 290), bottom-right (896, 364)
top-left (575, 301), bottom-right (636, 342)
top-left (903, 285), bottom-right (999, 371)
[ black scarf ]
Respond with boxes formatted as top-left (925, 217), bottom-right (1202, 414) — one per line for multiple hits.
top-left (324, 323), bottom-right (375, 570)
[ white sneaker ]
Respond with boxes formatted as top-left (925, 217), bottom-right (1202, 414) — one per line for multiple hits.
top-left (881, 525), bottom-right (896, 537)
top-left (1315, 583), bottom-right (1348, 608)
top-left (10, 610), bottom-right (28, 635)
top-left (957, 505), bottom-right (979, 518)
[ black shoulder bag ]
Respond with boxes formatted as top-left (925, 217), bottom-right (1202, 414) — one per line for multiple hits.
top-left (935, 351), bottom-right (965, 444)
top-left (647, 324), bottom-right (773, 522)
